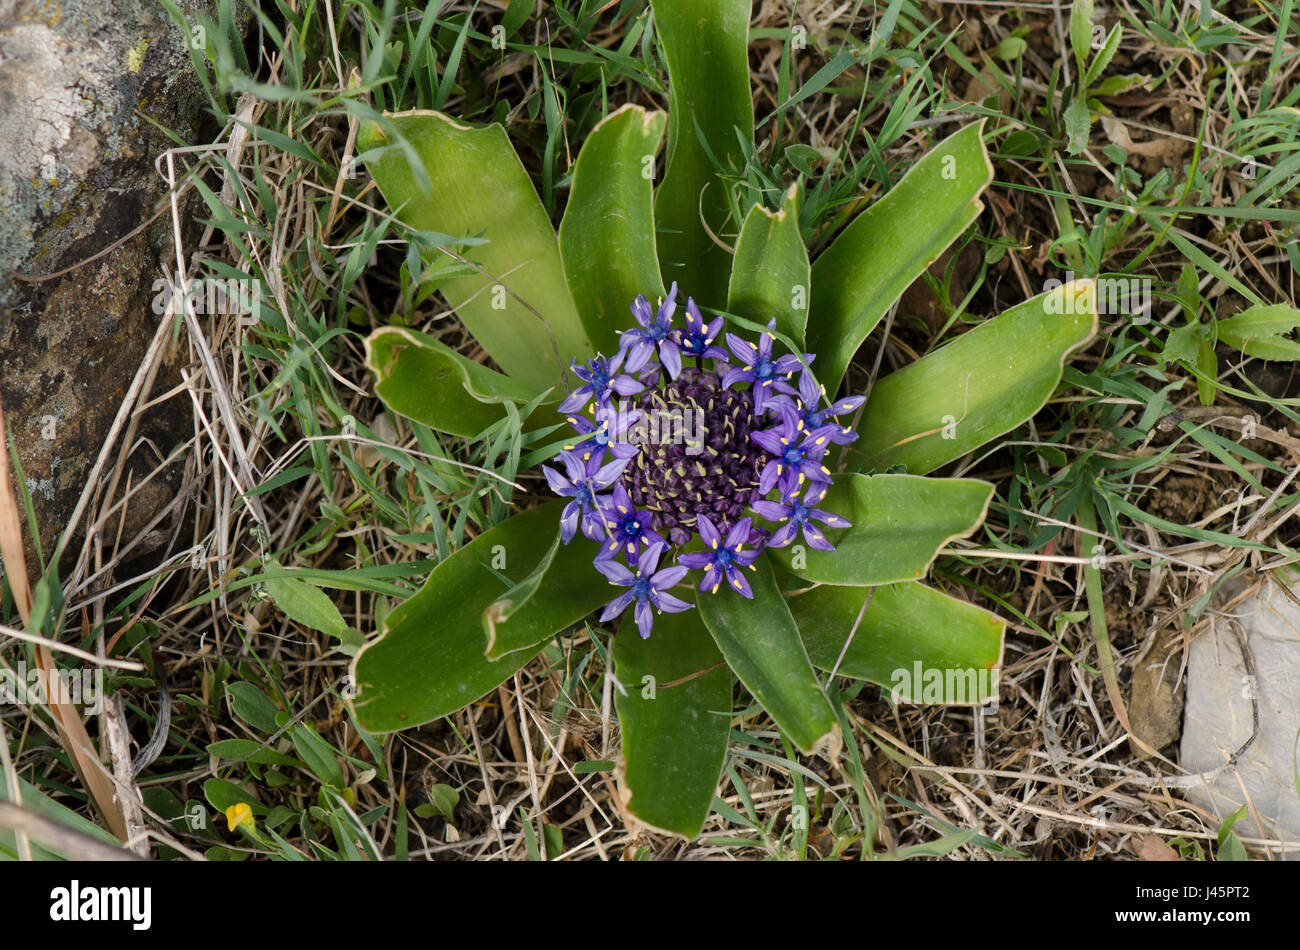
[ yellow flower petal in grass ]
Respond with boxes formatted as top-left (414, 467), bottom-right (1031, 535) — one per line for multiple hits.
top-left (225, 802), bottom-right (254, 832)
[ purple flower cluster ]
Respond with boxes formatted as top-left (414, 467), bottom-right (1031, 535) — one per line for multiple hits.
top-left (543, 283), bottom-right (864, 638)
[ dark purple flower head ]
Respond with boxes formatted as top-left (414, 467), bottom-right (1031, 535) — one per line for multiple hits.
top-left (620, 282), bottom-right (684, 378)
top-left (596, 542), bottom-right (692, 639)
top-left (558, 352), bottom-right (644, 415)
top-left (546, 288), bottom-right (861, 636)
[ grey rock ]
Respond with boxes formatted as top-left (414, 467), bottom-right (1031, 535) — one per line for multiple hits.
top-left (0, 0), bottom-right (219, 560)
top-left (1180, 578), bottom-right (1300, 855)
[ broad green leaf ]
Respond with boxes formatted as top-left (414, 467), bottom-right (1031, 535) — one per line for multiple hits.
top-left (787, 581), bottom-right (1004, 702)
top-left (1063, 96), bottom-right (1091, 155)
top-left (849, 278), bottom-right (1098, 474)
top-left (264, 573), bottom-right (347, 639)
top-left (766, 474), bottom-right (993, 586)
top-left (727, 183), bottom-right (811, 349)
top-left (289, 725), bottom-right (345, 789)
top-left (359, 111), bottom-right (593, 394)
top-left (365, 326), bottom-right (543, 438)
top-left (226, 682), bottom-right (280, 734)
top-left (651, 0), bottom-right (754, 307)
top-left (697, 555), bottom-right (839, 755)
top-left (807, 121), bottom-right (993, 392)
top-left (1163, 319), bottom-right (1204, 364)
top-left (484, 528), bottom-right (609, 660)
top-left (614, 604), bottom-right (731, 838)
top-left (558, 104), bottom-right (667, 356)
top-left (1215, 303), bottom-right (1300, 361)
top-left (350, 500), bottom-right (603, 732)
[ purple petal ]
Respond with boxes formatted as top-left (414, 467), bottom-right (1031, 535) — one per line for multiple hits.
top-left (750, 429), bottom-right (786, 456)
top-left (625, 338), bottom-right (655, 373)
top-left (802, 522), bottom-right (835, 551)
top-left (558, 387), bottom-right (593, 413)
top-left (637, 541), bottom-right (665, 576)
top-left (609, 374), bottom-right (645, 397)
top-left (724, 565), bottom-right (753, 598)
top-left (651, 564), bottom-right (689, 590)
top-left (594, 558), bottom-right (634, 585)
top-left (655, 591), bottom-right (692, 614)
top-left (721, 366), bottom-right (753, 390)
top-left (769, 522), bottom-right (799, 547)
top-left (600, 588), bottom-right (637, 622)
top-left (725, 334), bottom-right (757, 366)
top-left (542, 464), bottom-right (570, 494)
top-left (559, 502), bottom-right (580, 543)
top-left (678, 551), bottom-right (714, 569)
top-left (810, 508), bottom-right (851, 529)
top-left (659, 340), bottom-right (682, 379)
top-left (696, 513), bottom-right (721, 549)
top-left (752, 500), bottom-right (791, 521)
top-left (700, 563), bottom-right (723, 594)
top-left (725, 517), bottom-right (752, 550)
top-left (634, 597), bottom-right (654, 638)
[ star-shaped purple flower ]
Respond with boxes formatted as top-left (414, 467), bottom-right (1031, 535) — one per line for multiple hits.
top-left (752, 482), bottom-right (851, 550)
top-left (558, 353), bottom-right (644, 415)
top-left (619, 282), bottom-right (683, 378)
top-left (595, 542), bottom-right (692, 638)
top-left (721, 319), bottom-right (803, 412)
top-left (673, 295), bottom-right (728, 362)
top-left (597, 484), bottom-right (667, 561)
top-left (542, 451), bottom-right (628, 543)
top-left (565, 409), bottom-right (641, 464)
top-left (750, 403), bottom-right (836, 496)
top-left (678, 515), bottom-right (760, 598)
top-left (768, 369), bottom-right (864, 445)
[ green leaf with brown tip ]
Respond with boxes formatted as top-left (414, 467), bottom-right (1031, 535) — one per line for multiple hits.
top-left (807, 121), bottom-right (993, 392)
top-left (728, 183), bottom-right (810, 349)
top-left (559, 104), bottom-right (667, 356)
top-left (846, 278), bottom-right (1098, 474)
top-left (765, 474), bottom-right (994, 586)
top-left (365, 326), bottom-right (543, 438)
top-left (787, 581), bottom-right (1004, 703)
top-left (359, 111), bottom-right (593, 395)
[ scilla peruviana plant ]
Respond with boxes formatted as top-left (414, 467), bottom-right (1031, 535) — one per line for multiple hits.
top-left (347, 0), bottom-right (1098, 838)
